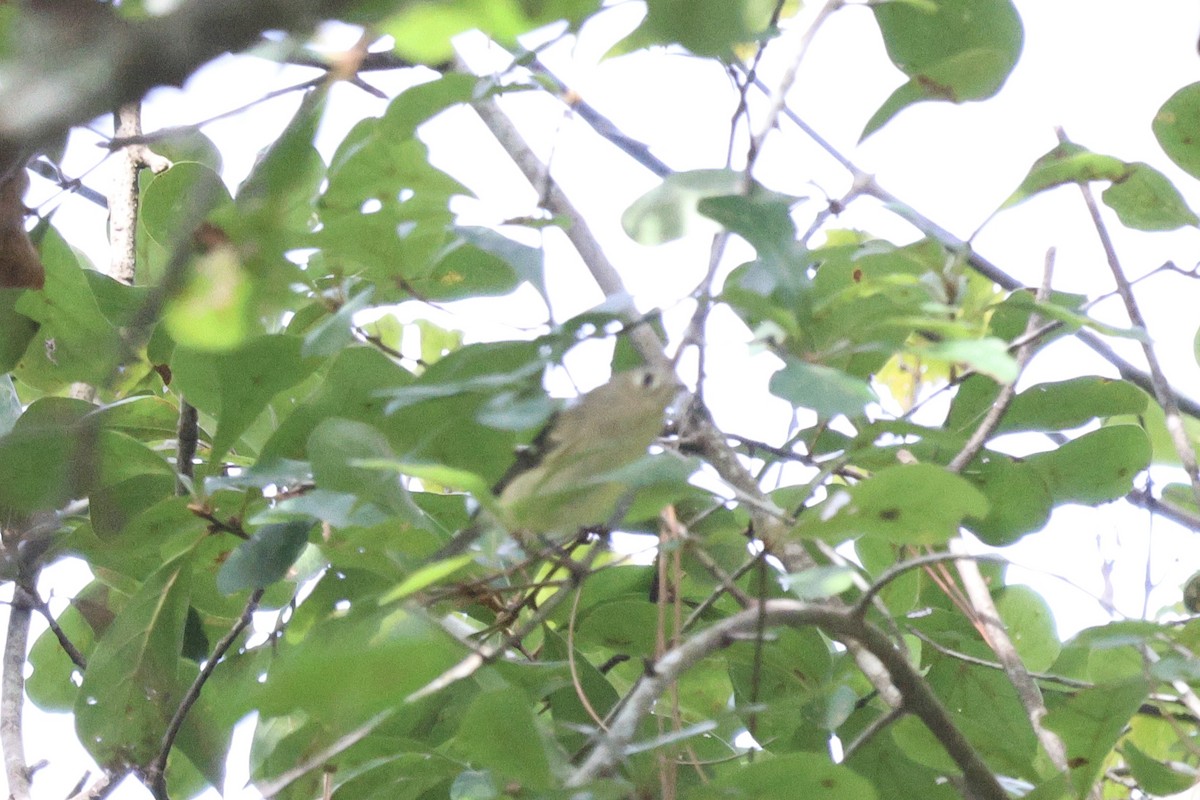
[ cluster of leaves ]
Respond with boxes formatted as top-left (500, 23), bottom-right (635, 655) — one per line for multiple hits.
top-left (3, 1), bottom-right (1200, 799)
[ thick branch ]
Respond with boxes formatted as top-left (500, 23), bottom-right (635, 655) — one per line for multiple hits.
top-left (0, 0), bottom-right (353, 161)
top-left (109, 103), bottom-right (169, 285)
top-left (1, 583), bottom-right (34, 800)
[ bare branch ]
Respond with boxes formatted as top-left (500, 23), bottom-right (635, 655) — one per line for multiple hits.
top-left (1, 580), bottom-right (33, 800)
top-left (108, 102), bottom-right (170, 285)
top-left (745, 0), bottom-right (843, 174)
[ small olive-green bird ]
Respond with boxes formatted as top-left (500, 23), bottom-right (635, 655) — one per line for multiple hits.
top-left (436, 363), bottom-right (681, 558)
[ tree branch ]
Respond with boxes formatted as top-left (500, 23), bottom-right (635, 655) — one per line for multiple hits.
top-left (0, 0), bottom-right (355, 161)
top-left (567, 600), bottom-right (1009, 800)
top-left (109, 102), bottom-right (170, 285)
top-left (466, 50), bottom-right (905, 715)
top-left (945, 249), bottom-right (1070, 772)
top-left (1, 581), bottom-right (34, 800)
top-left (1066, 129), bottom-right (1200, 511)
top-left (25, 586), bottom-right (86, 672)
top-left (146, 588), bottom-right (263, 799)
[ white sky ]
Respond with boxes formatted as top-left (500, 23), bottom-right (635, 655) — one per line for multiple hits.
top-left (14, 1), bottom-right (1200, 797)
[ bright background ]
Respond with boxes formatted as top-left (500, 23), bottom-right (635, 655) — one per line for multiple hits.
top-left (14, 1), bottom-right (1200, 796)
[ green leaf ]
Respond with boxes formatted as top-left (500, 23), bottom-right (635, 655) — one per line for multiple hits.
top-left (233, 86), bottom-right (326, 236)
top-left (28, 581), bottom-right (105, 711)
top-left (12, 226), bottom-right (125, 389)
top-left (1026, 425), bottom-right (1150, 504)
top-left (624, 0), bottom-right (778, 57)
top-left (425, 237), bottom-right (520, 300)
top-left (307, 418), bottom-right (425, 519)
top-left (922, 656), bottom-right (1040, 780)
top-left (1154, 81), bottom-right (1200, 180)
top-left (910, 336), bottom-right (1017, 382)
top-left (950, 376), bottom-right (1148, 435)
top-left (962, 454), bottom-right (1052, 546)
top-left (171, 335), bottom-right (322, 464)
top-left (75, 549), bottom-right (195, 766)
top-left (162, 239), bottom-right (255, 351)
top-left (783, 565), bottom-right (858, 600)
top-left (380, 554), bottom-right (475, 602)
top-left (140, 162), bottom-right (232, 249)
top-left (380, 0), bottom-right (599, 64)
top-left (1122, 742), bottom-right (1196, 797)
top-left (866, 0), bottom-right (1022, 138)
top-left (255, 604), bottom-right (461, 729)
top-left (996, 586), bottom-right (1060, 672)
top-left (702, 751), bottom-right (878, 799)
top-left (1004, 377), bottom-right (1148, 431)
top-left (1001, 142), bottom-right (1127, 208)
top-left (380, 72), bottom-right (481, 139)
top-left (450, 689), bottom-right (556, 790)
top-left (576, 600), bottom-right (660, 654)
top-left (1102, 162), bottom-right (1199, 230)
top-left (1107, 395), bottom-right (1200, 467)
top-left (797, 464), bottom-right (989, 545)
top-left (0, 288), bottom-right (37, 373)
top-left (0, 398), bottom-right (89, 511)
top-left (258, 346), bottom-right (412, 462)
top-left (622, 169), bottom-right (743, 245)
top-left (301, 287), bottom-right (374, 358)
top-left (1044, 681), bottom-right (1147, 798)
top-left (539, 628), bottom-right (621, 745)
top-left (318, 116), bottom-right (470, 301)
top-left (769, 357), bottom-right (876, 418)
top-left (698, 190), bottom-right (806, 269)
top-left (217, 518), bottom-right (316, 595)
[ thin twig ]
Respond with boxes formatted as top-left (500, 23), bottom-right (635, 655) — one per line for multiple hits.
top-left (465, 86), bottom-right (670, 373)
top-left (65, 770), bottom-right (120, 800)
top-left (146, 588), bottom-right (263, 799)
top-left (27, 588), bottom-right (86, 671)
top-left (252, 712), bottom-right (392, 798)
top-left (176, 400), bottom-right (198, 496)
top-left (840, 707), bottom-right (903, 761)
top-left (105, 77), bottom-right (326, 150)
top-left (908, 629), bottom-right (1091, 689)
top-left (1064, 128), bottom-right (1200, 511)
top-left (852, 552), bottom-right (1007, 619)
top-left (725, 0), bottom-right (789, 166)
top-left (745, 0), bottom-right (843, 174)
top-left (407, 545), bottom-right (605, 702)
top-left (946, 249), bottom-right (1053, 472)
